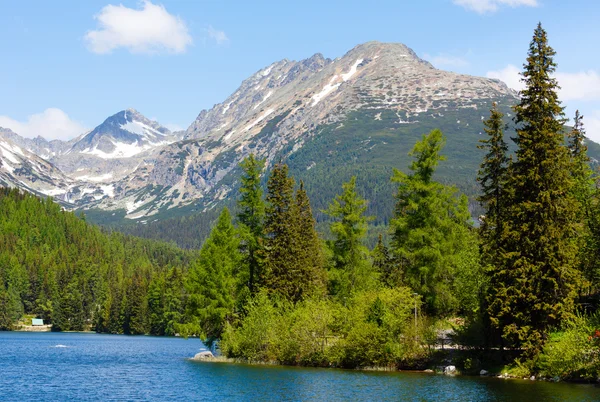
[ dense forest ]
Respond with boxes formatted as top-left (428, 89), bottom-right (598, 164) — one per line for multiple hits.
top-left (2, 23), bottom-right (600, 381)
top-left (0, 188), bottom-right (196, 335)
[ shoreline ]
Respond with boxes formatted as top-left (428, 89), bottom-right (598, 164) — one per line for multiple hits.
top-left (188, 354), bottom-right (600, 385)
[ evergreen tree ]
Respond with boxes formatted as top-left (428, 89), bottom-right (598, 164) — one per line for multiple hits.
top-left (390, 129), bottom-right (477, 315)
top-left (295, 181), bottom-right (325, 297)
top-left (567, 112), bottom-right (599, 290)
top-left (487, 23), bottom-right (581, 354)
top-left (183, 208), bottom-right (241, 345)
top-left (263, 162), bottom-right (320, 302)
top-left (237, 154), bottom-right (266, 294)
top-left (147, 274), bottom-right (166, 336)
top-left (0, 287), bottom-right (15, 330)
top-left (477, 102), bottom-right (509, 265)
top-left (372, 235), bottom-right (398, 288)
top-left (324, 176), bottom-right (374, 296)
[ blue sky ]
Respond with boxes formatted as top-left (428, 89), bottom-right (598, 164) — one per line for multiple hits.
top-left (1, 0), bottom-right (599, 140)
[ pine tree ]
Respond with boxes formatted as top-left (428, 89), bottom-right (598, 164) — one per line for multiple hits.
top-left (391, 129), bottom-right (476, 315)
top-left (487, 23), bottom-right (581, 354)
top-left (295, 181), bottom-right (325, 297)
top-left (263, 162), bottom-right (315, 303)
top-left (183, 208), bottom-right (241, 345)
top-left (0, 287), bottom-right (15, 330)
top-left (372, 235), bottom-right (398, 288)
top-left (477, 102), bottom-right (509, 262)
top-left (324, 176), bottom-right (374, 296)
top-left (567, 112), bottom-right (600, 292)
top-left (237, 154), bottom-right (266, 294)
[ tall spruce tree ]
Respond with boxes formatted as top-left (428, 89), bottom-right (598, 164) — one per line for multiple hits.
top-left (263, 162), bottom-right (320, 302)
top-left (237, 154), bottom-right (266, 294)
top-left (324, 176), bottom-right (375, 296)
top-left (487, 23), bottom-right (581, 353)
top-left (295, 181), bottom-right (326, 296)
top-left (477, 102), bottom-right (509, 260)
top-left (568, 112), bottom-right (600, 291)
top-left (391, 129), bottom-right (476, 315)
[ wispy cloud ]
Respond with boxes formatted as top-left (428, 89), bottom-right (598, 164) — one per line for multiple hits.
top-left (423, 53), bottom-right (469, 68)
top-left (585, 111), bottom-right (600, 144)
top-left (206, 25), bottom-right (229, 45)
top-left (486, 64), bottom-right (524, 91)
top-left (487, 65), bottom-right (600, 102)
top-left (0, 108), bottom-right (87, 140)
top-left (453, 0), bottom-right (538, 14)
top-left (85, 1), bottom-right (192, 55)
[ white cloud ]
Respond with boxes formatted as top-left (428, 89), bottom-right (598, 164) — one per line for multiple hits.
top-left (486, 64), bottom-right (524, 91)
top-left (423, 53), bottom-right (469, 68)
top-left (453, 0), bottom-right (538, 14)
top-left (0, 108), bottom-right (87, 140)
top-left (585, 111), bottom-right (600, 144)
top-left (85, 1), bottom-right (192, 55)
top-left (555, 71), bottom-right (600, 102)
top-left (487, 65), bottom-right (600, 102)
top-left (206, 25), bottom-right (229, 45)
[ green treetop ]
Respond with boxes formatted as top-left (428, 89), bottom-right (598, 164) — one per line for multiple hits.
top-left (391, 129), bottom-right (477, 316)
top-left (487, 23), bottom-right (581, 354)
top-left (237, 154), bottom-right (266, 294)
top-left (324, 176), bottom-right (375, 297)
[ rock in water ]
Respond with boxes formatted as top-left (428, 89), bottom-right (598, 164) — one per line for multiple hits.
top-left (444, 366), bottom-right (457, 375)
top-left (480, 370), bottom-right (488, 376)
top-left (193, 351), bottom-right (214, 360)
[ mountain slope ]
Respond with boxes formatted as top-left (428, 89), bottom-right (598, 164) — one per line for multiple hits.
top-left (87, 41), bottom-right (518, 222)
top-left (0, 129), bottom-right (75, 199)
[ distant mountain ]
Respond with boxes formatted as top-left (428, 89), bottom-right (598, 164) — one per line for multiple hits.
top-left (54, 108), bottom-right (181, 183)
top-left (86, 41), bottom-right (520, 222)
top-left (4, 41), bottom-right (600, 241)
top-left (0, 129), bottom-right (73, 197)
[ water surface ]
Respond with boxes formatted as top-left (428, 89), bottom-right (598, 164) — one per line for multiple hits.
top-left (1, 332), bottom-right (598, 401)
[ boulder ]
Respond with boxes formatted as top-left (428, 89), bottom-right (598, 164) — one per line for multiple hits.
top-left (444, 365), bottom-right (457, 375)
top-left (479, 370), bottom-right (488, 376)
top-left (193, 351), bottom-right (214, 360)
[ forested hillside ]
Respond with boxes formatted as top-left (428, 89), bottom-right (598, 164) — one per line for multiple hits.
top-left (0, 188), bottom-right (196, 333)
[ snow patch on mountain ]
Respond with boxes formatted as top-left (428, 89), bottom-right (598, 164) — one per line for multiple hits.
top-left (342, 58), bottom-right (364, 81)
top-left (312, 76), bottom-right (341, 106)
top-left (244, 108), bottom-right (274, 132)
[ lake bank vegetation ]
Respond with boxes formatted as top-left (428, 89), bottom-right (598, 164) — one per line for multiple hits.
top-left (2, 23), bottom-right (600, 382)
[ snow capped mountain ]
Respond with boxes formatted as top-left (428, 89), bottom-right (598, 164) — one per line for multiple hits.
top-left (94, 41), bottom-right (517, 220)
top-left (1, 41), bottom-right (529, 223)
top-left (71, 108), bottom-right (176, 159)
top-left (0, 129), bottom-right (73, 198)
top-left (41, 109), bottom-right (181, 183)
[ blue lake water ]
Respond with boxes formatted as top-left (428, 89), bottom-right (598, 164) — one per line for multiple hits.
top-left (1, 332), bottom-right (599, 401)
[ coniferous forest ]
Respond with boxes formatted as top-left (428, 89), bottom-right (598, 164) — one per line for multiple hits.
top-left (3, 24), bottom-right (600, 381)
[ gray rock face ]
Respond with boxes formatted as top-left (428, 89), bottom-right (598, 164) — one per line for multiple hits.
top-left (2, 41), bottom-right (519, 220)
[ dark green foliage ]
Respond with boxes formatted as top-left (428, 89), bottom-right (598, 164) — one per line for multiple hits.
top-left (237, 154), bottom-right (266, 294)
top-left (263, 163), bottom-right (323, 302)
top-left (567, 112), bottom-right (600, 291)
top-left (372, 235), bottom-right (399, 288)
top-left (477, 102), bottom-right (509, 270)
top-left (295, 181), bottom-right (326, 296)
top-left (0, 187), bottom-right (194, 333)
top-left (487, 24), bottom-right (582, 354)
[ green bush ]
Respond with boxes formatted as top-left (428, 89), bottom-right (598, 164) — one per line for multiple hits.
top-left (536, 313), bottom-right (600, 381)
